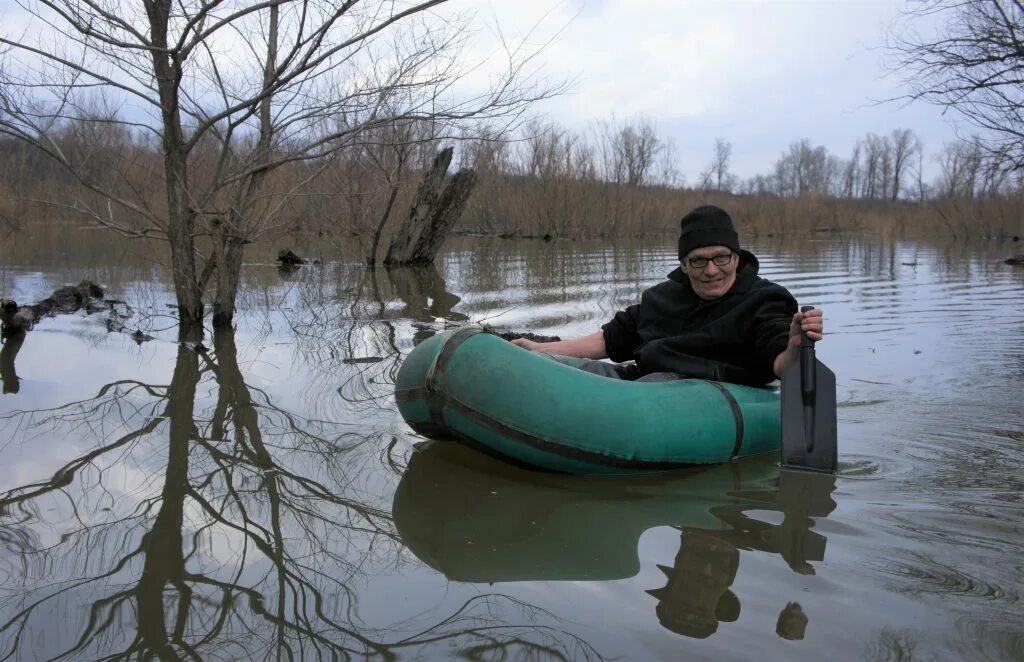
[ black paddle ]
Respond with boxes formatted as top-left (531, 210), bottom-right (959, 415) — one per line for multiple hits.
top-left (780, 306), bottom-right (837, 473)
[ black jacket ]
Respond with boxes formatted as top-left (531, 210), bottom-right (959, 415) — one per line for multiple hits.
top-left (601, 250), bottom-right (796, 385)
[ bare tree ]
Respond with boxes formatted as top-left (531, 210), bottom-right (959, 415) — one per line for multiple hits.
top-left (600, 116), bottom-right (662, 187)
top-left (915, 147), bottom-right (929, 201)
top-left (655, 139), bottom-right (682, 187)
top-left (861, 133), bottom-right (891, 200)
top-left (699, 138), bottom-right (735, 192)
top-left (843, 142), bottom-right (863, 199)
top-left (773, 139), bottom-right (829, 197)
top-left (889, 128), bottom-right (921, 201)
top-left (936, 140), bottom-right (985, 198)
top-left (888, 0), bottom-right (1024, 168)
top-left (0, 1), bottom-right (558, 340)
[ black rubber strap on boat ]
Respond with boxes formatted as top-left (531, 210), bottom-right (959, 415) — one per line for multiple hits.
top-left (404, 384), bottom-right (696, 471)
top-left (394, 387), bottom-right (427, 404)
top-left (432, 328), bottom-right (482, 379)
top-left (707, 381), bottom-right (745, 459)
top-left (425, 328), bottom-right (482, 428)
top-left (442, 395), bottom-right (696, 471)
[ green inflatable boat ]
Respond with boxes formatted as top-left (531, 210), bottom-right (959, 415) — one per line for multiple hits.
top-left (394, 328), bottom-right (782, 474)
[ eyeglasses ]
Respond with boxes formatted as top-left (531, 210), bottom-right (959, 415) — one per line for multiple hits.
top-left (686, 253), bottom-right (735, 269)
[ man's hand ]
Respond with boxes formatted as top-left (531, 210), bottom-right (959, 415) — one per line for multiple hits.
top-left (788, 307), bottom-right (824, 347)
top-left (510, 331), bottom-right (609, 359)
top-left (774, 308), bottom-right (825, 378)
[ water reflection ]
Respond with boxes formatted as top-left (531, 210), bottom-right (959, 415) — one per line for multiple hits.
top-left (281, 262), bottom-right (470, 413)
top-left (0, 330), bottom-right (24, 394)
top-left (384, 264), bottom-right (468, 347)
top-left (393, 441), bottom-right (836, 641)
top-left (2, 232), bottom-right (1021, 659)
top-left (385, 265), bottom-right (467, 324)
top-left (0, 328), bottom-right (602, 660)
top-left (648, 467), bottom-right (835, 639)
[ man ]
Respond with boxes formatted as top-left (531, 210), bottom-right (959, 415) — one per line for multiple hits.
top-left (512, 205), bottom-right (824, 385)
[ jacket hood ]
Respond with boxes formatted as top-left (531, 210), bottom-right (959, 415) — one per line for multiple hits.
top-left (667, 249), bottom-right (761, 296)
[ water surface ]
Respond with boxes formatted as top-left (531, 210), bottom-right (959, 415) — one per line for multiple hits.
top-left (1, 228), bottom-right (1022, 660)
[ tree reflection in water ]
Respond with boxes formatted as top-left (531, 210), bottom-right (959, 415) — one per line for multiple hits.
top-left (394, 441), bottom-right (836, 642)
top-left (284, 263), bottom-right (466, 414)
top-left (0, 330), bottom-right (25, 394)
top-left (0, 327), bottom-right (602, 660)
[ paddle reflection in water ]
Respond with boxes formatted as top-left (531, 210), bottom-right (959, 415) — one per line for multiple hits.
top-left (394, 441), bottom-right (836, 641)
top-left (0, 327), bottom-right (602, 660)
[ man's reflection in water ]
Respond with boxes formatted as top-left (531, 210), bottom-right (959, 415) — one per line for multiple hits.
top-left (393, 443), bottom-right (838, 643)
top-left (646, 532), bottom-right (741, 638)
top-left (644, 469), bottom-right (835, 640)
top-left (776, 602), bottom-right (808, 640)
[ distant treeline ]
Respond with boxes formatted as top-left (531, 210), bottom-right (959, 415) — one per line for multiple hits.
top-left (1, 115), bottom-right (1020, 249)
top-left (458, 118), bottom-right (1023, 241)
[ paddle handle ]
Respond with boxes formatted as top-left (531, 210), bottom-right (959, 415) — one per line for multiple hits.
top-left (800, 305), bottom-right (816, 396)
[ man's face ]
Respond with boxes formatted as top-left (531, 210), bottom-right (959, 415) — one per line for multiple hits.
top-left (682, 245), bottom-right (739, 300)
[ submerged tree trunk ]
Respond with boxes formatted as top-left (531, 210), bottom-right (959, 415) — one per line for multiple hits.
top-left (206, 4), bottom-right (276, 333)
top-left (148, 0), bottom-right (204, 342)
top-left (210, 217), bottom-right (245, 331)
top-left (167, 200), bottom-right (204, 343)
top-left (384, 147), bottom-right (477, 266)
top-left (368, 183), bottom-right (402, 266)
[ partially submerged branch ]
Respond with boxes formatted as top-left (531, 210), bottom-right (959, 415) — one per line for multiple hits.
top-left (0, 280), bottom-right (105, 335)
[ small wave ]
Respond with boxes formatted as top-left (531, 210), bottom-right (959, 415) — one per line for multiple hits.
top-left (872, 551), bottom-right (1014, 602)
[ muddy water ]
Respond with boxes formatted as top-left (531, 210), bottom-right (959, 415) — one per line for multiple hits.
top-left (0, 228), bottom-right (1022, 660)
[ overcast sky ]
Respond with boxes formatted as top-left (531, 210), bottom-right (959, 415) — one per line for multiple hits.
top-left (464, 0), bottom-right (959, 183)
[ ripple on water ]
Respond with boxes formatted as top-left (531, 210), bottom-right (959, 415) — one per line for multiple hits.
top-left (952, 617), bottom-right (1024, 662)
top-left (871, 550), bottom-right (1015, 603)
top-left (835, 457), bottom-right (885, 479)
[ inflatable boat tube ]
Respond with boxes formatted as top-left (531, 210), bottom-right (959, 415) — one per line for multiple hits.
top-left (394, 328), bottom-right (782, 474)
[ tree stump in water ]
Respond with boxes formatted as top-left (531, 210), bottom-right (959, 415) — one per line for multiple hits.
top-left (277, 249), bottom-right (308, 266)
top-left (383, 147), bottom-right (477, 266)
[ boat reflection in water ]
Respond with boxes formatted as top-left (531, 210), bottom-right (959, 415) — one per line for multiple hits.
top-left (393, 441), bottom-right (836, 640)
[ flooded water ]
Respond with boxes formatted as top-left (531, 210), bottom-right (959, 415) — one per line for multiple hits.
top-left (1, 227), bottom-right (1022, 660)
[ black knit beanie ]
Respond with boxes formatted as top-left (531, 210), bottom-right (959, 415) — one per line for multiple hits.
top-left (677, 205), bottom-right (740, 260)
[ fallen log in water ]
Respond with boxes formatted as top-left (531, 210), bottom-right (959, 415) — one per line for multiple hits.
top-left (2, 280), bottom-right (108, 395)
top-left (1, 280), bottom-right (107, 334)
top-left (484, 327), bottom-right (561, 343)
top-left (1, 281), bottom-right (161, 393)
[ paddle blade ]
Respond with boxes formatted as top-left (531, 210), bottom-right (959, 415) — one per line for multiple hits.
top-left (781, 358), bottom-right (837, 473)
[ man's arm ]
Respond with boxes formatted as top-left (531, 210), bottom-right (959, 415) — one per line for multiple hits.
top-left (773, 308), bottom-right (825, 378)
top-left (511, 330), bottom-right (608, 359)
